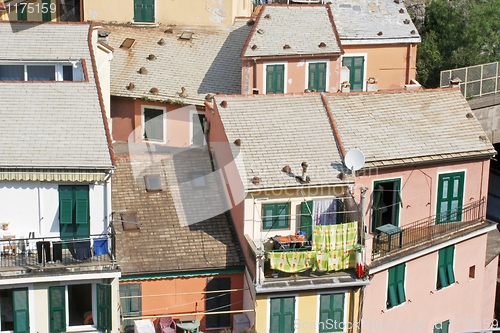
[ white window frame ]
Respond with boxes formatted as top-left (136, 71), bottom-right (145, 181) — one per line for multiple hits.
top-left (305, 59), bottom-right (330, 92)
top-left (263, 61), bottom-right (288, 95)
top-left (340, 53), bottom-right (367, 92)
top-left (141, 105), bottom-right (167, 144)
top-left (0, 61), bottom-right (82, 82)
top-left (370, 176), bottom-right (403, 232)
top-left (434, 169), bottom-right (467, 218)
top-left (60, 280), bottom-right (100, 332)
top-left (315, 291), bottom-right (348, 333)
top-left (0, 284), bottom-right (34, 333)
top-left (266, 294), bottom-right (298, 333)
top-left (189, 110), bottom-right (206, 147)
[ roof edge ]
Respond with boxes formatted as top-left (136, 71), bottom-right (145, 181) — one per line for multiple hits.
top-left (326, 4), bottom-right (344, 55)
top-left (320, 92), bottom-right (346, 160)
top-left (241, 4), bottom-right (263, 59)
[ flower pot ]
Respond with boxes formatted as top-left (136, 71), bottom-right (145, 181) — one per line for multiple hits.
top-left (2, 225), bottom-right (8, 231)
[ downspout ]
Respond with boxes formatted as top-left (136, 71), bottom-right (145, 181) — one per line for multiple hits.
top-left (38, 183), bottom-right (42, 235)
top-left (80, 0), bottom-right (84, 22)
top-left (253, 59), bottom-right (258, 94)
top-left (360, 187), bottom-right (368, 246)
top-left (406, 44), bottom-right (412, 85)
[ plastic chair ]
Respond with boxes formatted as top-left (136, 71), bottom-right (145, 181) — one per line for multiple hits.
top-left (158, 315), bottom-right (176, 333)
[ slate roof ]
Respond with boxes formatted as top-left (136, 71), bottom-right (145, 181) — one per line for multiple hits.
top-left (0, 22), bottom-right (113, 169)
top-left (242, 5), bottom-right (342, 58)
top-left (214, 94), bottom-right (350, 190)
top-left (104, 21), bottom-right (252, 105)
top-left (323, 89), bottom-right (496, 168)
top-left (329, 0), bottom-right (421, 45)
top-left (112, 143), bottom-right (244, 275)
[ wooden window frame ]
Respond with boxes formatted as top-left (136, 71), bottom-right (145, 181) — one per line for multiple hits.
top-left (262, 202), bottom-right (290, 230)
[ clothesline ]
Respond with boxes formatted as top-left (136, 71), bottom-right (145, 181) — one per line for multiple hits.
top-left (120, 288), bottom-right (248, 299)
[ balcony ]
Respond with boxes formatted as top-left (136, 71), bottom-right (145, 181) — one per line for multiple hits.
top-left (0, 233), bottom-right (116, 277)
top-left (371, 198), bottom-right (488, 261)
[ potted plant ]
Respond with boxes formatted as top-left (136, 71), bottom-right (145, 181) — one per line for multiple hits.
top-left (1, 222), bottom-right (9, 231)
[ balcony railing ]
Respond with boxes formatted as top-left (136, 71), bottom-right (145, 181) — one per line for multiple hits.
top-left (0, 233), bottom-right (115, 270)
top-left (372, 198), bottom-right (486, 259)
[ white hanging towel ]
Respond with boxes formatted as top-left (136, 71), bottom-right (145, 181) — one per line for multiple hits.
top-left (312, 199), bottom-right (337, 225)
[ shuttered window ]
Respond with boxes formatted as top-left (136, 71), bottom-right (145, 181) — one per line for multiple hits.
top-left (97, 284), bottom-right (112, 331)
top-left (192, 113), bottom-right (206, 146)
top-left (342, 56), bottom-right (364, 92)
top-left (120, 284), bottom-right (142, 333)
top-left (300, 201), bottom-right (313, 240)
top-left (134, 0), bottom-right (155, 23)
top-left (17, 5), bottom-right (27, 21)
top-left (49, 286), bottom-right (66, 333)
top-left (319, 293), bottom-right (344, 332)
top-left (434, 320), bottom-right (450, 333)
top-left (270, 297), bottom-right (295, 333)
top-left (58, 185), bottom-right (90, 239)
top-left (437, 245), bottom-right (455, 289)
top-left (263, 203), bottom-right (290, 230)
top-left (387, 263), bottom-right (405, 308)
top-left (143, 108), bottom-right (164, 141)
top-left (266, 65), bottom-right (285, 94)
top-left (42, 0), bottom-right (51, 21)
top-left (206, 278), bottom-right (231, 329)
top-left (308, 62), bottom-right (327, 92)
top-left (436, 172), bottom-right (464, 223)
top-left (12, 289), bottom-right (29, 333)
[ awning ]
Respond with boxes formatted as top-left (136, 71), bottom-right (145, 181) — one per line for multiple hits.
top-left (0, 169), bottom-right (109, 182)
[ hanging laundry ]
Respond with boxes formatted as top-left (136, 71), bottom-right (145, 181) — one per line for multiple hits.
top-left (93, 237), bottom-right (109, 256)
top-left (312, 198), bottom-right (337, 225)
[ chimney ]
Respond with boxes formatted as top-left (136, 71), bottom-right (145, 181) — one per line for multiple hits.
top-left (449, 77), bottom-right (462, 89)
top-left (98, 31), bottom-right (111, 45)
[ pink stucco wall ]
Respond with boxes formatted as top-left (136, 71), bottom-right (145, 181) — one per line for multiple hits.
top-left (362, 234), bottom-right (495, 332)
top-left (482, 256), bottom-right (498, 324)
top-left (241, 56), bottom-right (341, 95)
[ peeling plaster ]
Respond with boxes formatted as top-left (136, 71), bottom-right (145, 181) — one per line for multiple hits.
top-left (88, 8), bottom-right (98, 20)
top-left (206, 0), bottom-right (227, 24)
top-left (288, 79), bottom-right (293, 85)
top-left (297, 59), bottom-right (305, 67)
top-left (243, 61), bottom-right (251, 95)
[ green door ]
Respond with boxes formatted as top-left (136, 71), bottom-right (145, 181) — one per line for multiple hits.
top-left (17, 4), bottom-right (27, 21)
top-left (13, 288), bottom-right (29, 333)
top-left (300, 201), bottom-right (313, 240)
top-left (120, 284), bottom-right (142, 333)
top-left (49, 286), bottom-right (66, 333)
top-left (134, 0), bottom-right (155, 23)
top-left (270, 297), bottom-right (295, 333)
top-left (342, 56), bottom-right (364, 92)
top-left (42, 0), bottom-right (51, 21)
top-left (319, 293), bottom-right (344, 332)
top-left (97, 284), bottom-right (112, 331)
top-left (266, 65), bottom-right (285, 94)
top-left (436, 172), bottom-right (465, 223)
top-left (308, 62), bottom-right (327, 92)
top-left (59, 185), bottom-right (90, 240)
top-left (192, 113), bottom-right (206, 146)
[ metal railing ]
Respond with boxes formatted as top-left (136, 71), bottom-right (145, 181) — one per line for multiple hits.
top-left (372, 198), bottom-right (486, 259)
top-left (0, 233), bottom-right (115, 269)
top-left (440, 62), bottom-right (500, 98)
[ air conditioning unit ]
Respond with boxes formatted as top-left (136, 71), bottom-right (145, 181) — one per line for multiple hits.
top-left (233, 313), bottom-right (251, 331)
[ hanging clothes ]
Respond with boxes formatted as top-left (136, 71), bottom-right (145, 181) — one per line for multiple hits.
top-left (312, 198), bottom-right (337, 225)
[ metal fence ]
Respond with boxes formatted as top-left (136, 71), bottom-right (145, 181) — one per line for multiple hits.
top-left (373, 198), bottom-right (486, 259)
top-left (0, 233), bottom-right (115, 269)
top-left (441, 62), bottom-right (500, 98)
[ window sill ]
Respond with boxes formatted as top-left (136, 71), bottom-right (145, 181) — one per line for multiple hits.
top-left (66, 325), bottom-right (97, 332)
top-left (385, 301), bottom-right (406, 312)
top-left (131, 21), bottom-right (159, 27)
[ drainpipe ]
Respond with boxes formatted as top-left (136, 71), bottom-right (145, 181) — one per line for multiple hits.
top-left (38, 183), bottom-right (42, 236)
top-left (253, 59), bottom-right (258, 94)
top-left (360, 187), bottom-right (368, 246)
top-left (406, 44), bottom-right (412, 85)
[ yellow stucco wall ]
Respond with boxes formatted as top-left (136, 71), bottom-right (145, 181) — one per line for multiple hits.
top-left (255, 288), bottom-right (361, 333)
top-left (83, 0), bottom-right (252, 25)
top-left (1, 0), bottom-right (58, 21)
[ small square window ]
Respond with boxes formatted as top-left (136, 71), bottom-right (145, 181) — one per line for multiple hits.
top-left (144, 174), bottom-right (162, 192)
top-left (180, 31), bottom-right (193, 40)
top-left (469, 265), bottom-right (475, 279)
top-left (193, 174), bottom-right (205, 187)
top-left (63, 65), bottom-right (73, 81)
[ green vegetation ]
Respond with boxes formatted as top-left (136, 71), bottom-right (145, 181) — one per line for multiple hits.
top-left (417, 0), bottom-right (500, 88)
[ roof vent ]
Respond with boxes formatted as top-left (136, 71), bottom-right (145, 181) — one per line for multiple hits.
top-left (150, 87), bottom-right (159, 94)
top-left (252, 176), bottom-right (260, 184)
top-left (283, 44), bottom-right (291, 49)
top-left (296, 162), bottom-right (310, 184)
top-left (120, 38), bottom-right (135, 49)
top-left (158, 38), bottom-right (166, 46)
top-left (399, 8), bottom-right (405, 13)
top-left (404, 19), bottom-right (410, 24)
top-left (247, 19), bottom-right (255, 25)
top-left (282, 165), bottom-right (291, 173)
top-left (466, 112), bottom-right (474, 119)
top-left (98, 30), bottom-right (111, 44)
top-left (220, 100), bottom-right (228, 108)
top-left (234, 139), bottom-right (241, 146)
top-left (128, 83), bottom-right (135, 90)
top-left (148, 54), bottom-right (156, 60)
top-left (180, 87), bottom-right (188, 98)
top-left (251, 44), bottom-right (258, 50)
top-left (180, 31), bottom-right (194, 40)
top-left (411, 30), bottom-right (416, 35)
top-left (264, 14), bottom-right (271, 19)
top-left (377, 31), bottom-right (383, 36)
top-left (205, 94), bottom-right (214, 102)
top-left (165, 28), bottom-right (174, 34)
top-left (257, 29), bottom-right (264, 34)
top-left (479, 135), bottom-right (487, 142)
top-left (139, 67), bottom-right (147, 74)
top-left (394, 0), bottom-right (400, 3)
top-left (145, 174), bottom-right (162, 192)
top-left (319, 42), bottom-right (326, 48)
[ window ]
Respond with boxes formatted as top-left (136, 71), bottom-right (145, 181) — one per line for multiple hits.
top-left (266, 64), bottom-right (285, 94)
top-left (371, 179), bottom-right (402, 232)
top-left (269, 297), bottom-right (295, 333)
top-left (0, 62), bottom-right (83, 82)
top-left (319, 293), bottom-right (344, 333)
top-left (119, 284), bottom-right (141, 333)
top-left (49, 284), bottom-right (111, 333)
top-left (17, 4), bottom-right (27, 21)
top-left (342, 56), bottom-right (364, 92)
top-left (42, 0), bottom-right (52, 21)
top-left (143, 108), bottom-right (164, 142)
top-left (0, 288), bottom-right (29, 333)
top-left (300, 201), bottom-right (313, 240)
top-left (437, 245), bottom-right (455, 289)
top-left (134, 0), bottom-right (155, 23)
top-left (433, 320), bottom-right (450, 333)
top-left (308, 62), bottom-right (327, 92)
top-left (59, 185), bottom-right (90, 239)
top-left (144, 174), bottom-right (162, 191)
top-left (191, 112), bottom-right (206, 146)
top-left (206, 278), bottom-right (230, 329)
top-left (192, 174), bottom-right (205, 187)
top-left (263, 203), bottom-right (290, 230)
top-left (469, 265), bottom-right (475, 279)
top-left (387, 263), bottom-right (405, 308)
top-left (436, 172), bottom-right (465, 223)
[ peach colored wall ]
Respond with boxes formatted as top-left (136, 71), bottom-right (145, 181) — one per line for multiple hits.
top-left (110, 97), bottom-right (198, 147)
top-left (242, 56), bottom-right (342, 95)
top-left (120, 273), bottom-right (244, 331)
top-left (343, 43), bottom-right (418, 90)
top-left (482, 256), bottom-right (498, 324)
top-left (362, 234), bottom-right (493, 332)
top-left (354, 159), bottom-right (491, 231)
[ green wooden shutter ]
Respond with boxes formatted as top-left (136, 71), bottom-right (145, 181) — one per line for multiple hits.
top-left (275, 65), bottom-right (284, 93)
top-left (13, 288), bottom-right (29, 333)
top-left (309, 63), bottom-right (327, 92)
top-left (282, 297), bottom-right (295, 333)
top-left (75, 186), bottom-right (89, 224)
top-left (319, 294), bottom-right (344, 333)
top-left (301, 201), bottom-right (313, 240)
top-left (434, 320), bottom-right (450, 333)
top-left (371, 185), bottom-right (383, 232)
top-left (319, 294), bottom-right (330, 332)
top-left (446, 246), bottom-right (455, 285)
top-left (437, 172), bottom-right (464, 223)
top-left (266, 66), bottom-right (275, 94)
top-left (387, 266), bottom-right (398, 308)
top-left (270, 298), bottom-right (281, 333)
top-left (266, 65), bottom-right (284, 94)
top-left (134, 0), bottom-right (143, 22)
top-left (263, 204), bottom-right (275, 230)
top-left (144, 0), bottom-right (155, 23)
top-left (342, 56), bottom-right (364, 92)
top-left (396, 263), bottom-right (406, 304)
top-left (97, 284), bottom-right (112, 331)
top-left (59, 186), bottom-right (73, 224)
top-left (42, 0), bottom-right (51, 21)
top-left (438, 246), bottom-right (455, 288)
top-left (276, 203), bottom-right (289, 228)
top-left (49, 286), bottom-right (66, 333)
top-left (17, 4), bottom-right (27, 21)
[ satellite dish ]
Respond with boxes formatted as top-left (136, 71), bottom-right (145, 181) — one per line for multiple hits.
top-left (344, 149), bottom-right (365, 171)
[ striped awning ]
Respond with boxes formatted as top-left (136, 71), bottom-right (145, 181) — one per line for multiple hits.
top-left (0, 169), bottom-right (109, 182)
